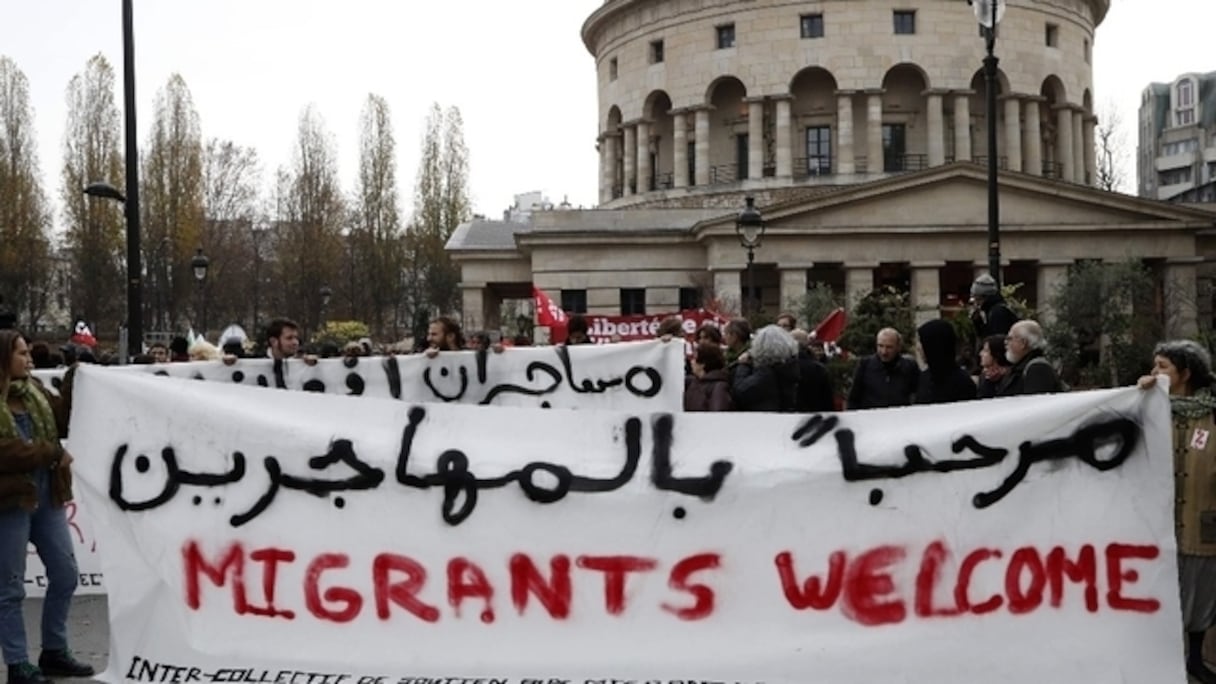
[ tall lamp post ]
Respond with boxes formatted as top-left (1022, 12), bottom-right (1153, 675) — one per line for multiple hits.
top-left (319, 284), bottom-right (333, 333)
top-left (735, 196), bottom-right (767, 318)
top-left (81, 0), bottom-right (142, 360)
top-left (970, 0), bottom-right (1006, 285)
top-left (190, 248), bottom-right (209, 334)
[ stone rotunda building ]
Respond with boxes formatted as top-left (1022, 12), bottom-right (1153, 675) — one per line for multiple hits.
top-left (449, 0), bottom-right (1216, 337)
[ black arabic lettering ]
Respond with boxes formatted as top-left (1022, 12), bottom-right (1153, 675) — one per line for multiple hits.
top-left (790, 414), bottom-right (1140, 509)
top-left (422, 362), bottom-right (470, 402)
top-left (109, 445), bottom-right (246, 511)
top-left (395, 406), bottom-right (729, 525)
top-left (555, 344), bottom-right (664, 398)
top-left (476, 361), bottom-right (562, 405)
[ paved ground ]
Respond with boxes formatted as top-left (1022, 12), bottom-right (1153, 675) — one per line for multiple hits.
top-left (4, 596), bottom-right (108, 683)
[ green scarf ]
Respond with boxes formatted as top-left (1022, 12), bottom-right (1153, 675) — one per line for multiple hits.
top-left (1170, 387), bottom-right (1216, 419)
top-left (0, 379), bottom-right (58, 444)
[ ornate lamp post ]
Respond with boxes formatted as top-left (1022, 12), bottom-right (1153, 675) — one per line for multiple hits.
top-left (735, 196), bottom-right (767, 318)
top-left (190, 247), bottom-right (209, 334)
top-left (969, 0), bottom-right (1006, 285)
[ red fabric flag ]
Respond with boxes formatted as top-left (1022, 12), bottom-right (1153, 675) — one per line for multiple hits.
top-left (812, 307), bottom-right (847, 343)
top-left (532, 286), bottom-right (568, 328)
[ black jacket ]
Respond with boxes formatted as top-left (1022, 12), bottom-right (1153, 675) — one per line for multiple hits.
top-left (973, 295), bottom-right (1018, 339)
top-left (914, 319), bottom-right (976, 405)
top-left (795, 349), bottom-right (835, 413)
top-left (732, 357), bottom-right (800, 412)
top-left (847, 355), bottom-right (918, 410)
top-left (996, 350), bottom-right (1060, 397)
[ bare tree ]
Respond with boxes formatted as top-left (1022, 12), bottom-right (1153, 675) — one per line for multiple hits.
top-left (1095, 100), bottom-right (1130, 194)
top-left (141, 74), bottom-right (204, 333)
top-left (60, 54), bottom-right (125, 332)
top-left (271, 106), bottom-right (345, 336)
top-left (0, 57), bottom-right (53, 331)
top-left (351, 93), bottom-right (404, 338)
top-left (202, 139), bottom-right (262, 333)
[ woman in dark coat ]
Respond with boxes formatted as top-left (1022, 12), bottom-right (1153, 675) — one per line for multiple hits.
top-left (914, 319), bottom-right (976, 405)
top-left (977, 334), bottom-right (1013, 398)
top-left (731, 325), bottom-right (800, 412)
top-left (684, 342), bottom-right (733, 412)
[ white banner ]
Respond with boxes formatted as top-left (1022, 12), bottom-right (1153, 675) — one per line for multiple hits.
top-left (70, 367), bottom-right (1184, 683)
top-left (35, 340), bottom-right (683, 411)
top-left (22, 497), bottom-right (105, 597)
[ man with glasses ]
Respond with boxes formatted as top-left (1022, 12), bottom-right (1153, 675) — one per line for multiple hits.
top-left (998, 320), bottom-right (1061, 396)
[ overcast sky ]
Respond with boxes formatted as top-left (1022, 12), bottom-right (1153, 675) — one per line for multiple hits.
top-left (1, 0), bottom-right (1212, 231)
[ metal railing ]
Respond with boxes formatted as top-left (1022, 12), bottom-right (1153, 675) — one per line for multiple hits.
top-left (793, 156), bottom-right (833, 179)
top-left (649, 172), bottom-right (674, 191)
top-left (709, 164), bottom-right (737, 185)
top-left (884, 153), bottom-right (929, 172)
top-left (971, 155), bottom-right (1010, 170)
top-left (1042, 161), bottom-right (1064, 179)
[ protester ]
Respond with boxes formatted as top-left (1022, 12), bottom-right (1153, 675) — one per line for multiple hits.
top-left (168, 336), bottom-right (190, 363)
top-left (730, 324), bottom-right (799, 412)
top-left (565, 315), bottom-right (592, 345)
top-left (425, 317), bottom-right (465, 355)
top-left (997, 320), bottom-right (1060, 396)
top-left (656, 316), bottom-right (683, 339)
top-left (775, 313), bottom-right (796, 331)
top-left (914, 319), bottom-right (975, 404)
top-left (846, 328), bottom-right (918, 410)
top-left (977, 334), bottom-right (1013, 398)
top-left (790, 329), bottom-right (834, 412)
top-left (0, 331), bottom-right (94, 684)
top-left (695, 324), bottom-right (723, 346)
top-left (683, 342), bottom-right (733, 412)
top-left (147, 342), bottom-right (169, 364)
top-left (969, 274), bottom-right (1018, 339)
top-left (723, 319), bottom-right (751, 366)
top-left (1137, 340), bottom-right (1216, 683)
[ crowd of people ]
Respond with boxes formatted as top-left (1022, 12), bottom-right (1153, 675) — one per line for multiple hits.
top-left (0, 274), bottom-right (1215, 680)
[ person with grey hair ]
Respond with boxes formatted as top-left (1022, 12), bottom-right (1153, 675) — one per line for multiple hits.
top-left (996, 319), bottom-right (1060, 396)
top-left (1137, 340), bottom-right (1216, 683)
top-left (730, 324), bottom-right (800, 412)
top-left (846, 327), bottom-right (918, 410)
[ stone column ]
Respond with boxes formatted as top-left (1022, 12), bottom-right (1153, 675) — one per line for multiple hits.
top-left (622, 124), bottom-right (637, 196)
top-left (774, 96), bottom-right (793, 179)
top-left (636, 120), bottom-right (652, 193)
top-left (1165, 258), bottom-right (1202, 338)
top-left (844, 263), bottom-right (877, 308)
top-left (1055, 105), bottom-right (1074, 183)
top-left (598, 134), bottom-right (611, 204)
top-left (461, 286), bottom-right (486, 332)
top-left (866, 90), bottom-right (884, 174)
top-left (695, 107), bottom-right (711, 187)
top-left (910, 262), bottom-right (945, 326)
top-left (1035, 260), bottom-right (1072, 325)
top-left (1023, 97), bottom-right (1043, 176)
top-left (748, 98), bottom-right (764, 180)
top-left (1002, 95), bottom-right (1022, 173)
top-left (1083, 114), bottom-right (1097, 187)
top-left (672, 109), bottom-right (689, 189)
top-left (837, 91), bottom-right (856, 175)
top-left (779, 266), bottom-right (811, 314)
top-left (924, 90), bottom-right (945, 167)
top-left (953, 92), bottom-right (972, 163)
top-left (1072, 109), bottom-right (1084, 185)
top-left (712, 267), bottom-right (742, 314)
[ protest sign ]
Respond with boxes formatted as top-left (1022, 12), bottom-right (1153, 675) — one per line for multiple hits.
top-left (70, 368), bottom-right (1183, 683)
top-left (34, 339), bottom-right (683, 411)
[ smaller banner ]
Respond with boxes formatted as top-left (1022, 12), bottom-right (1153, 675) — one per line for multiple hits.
top-left (549, 308), bottom-right (729, 350)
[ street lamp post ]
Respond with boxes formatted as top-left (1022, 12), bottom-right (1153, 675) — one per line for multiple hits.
top-left (970, 0), bottom-right (1006, 286)
top-left (735, 196), bottom-right (767, 318)
top-left (319, 284), bottom-right (333, 333)
top-left (191, 248), bottom-right (209, 334)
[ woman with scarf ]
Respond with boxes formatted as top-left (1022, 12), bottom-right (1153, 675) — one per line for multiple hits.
top-left (1138, 340), bottom-right (1216, 684)
top-left (0, 331), bottom-right (93, 684)
top-left (977, 334), bottom-right (1014, 398)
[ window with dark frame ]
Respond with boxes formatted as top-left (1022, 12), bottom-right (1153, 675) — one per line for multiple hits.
top-left (800, 13), bottom-right (824, 39)
top-left (1045, 23), bottom-right (1059, 47)
top-left (561, 289), bottom-right (587, 314)
top-left (882, 124), bottom-right (907, 171)
top-left (620, 288), bottom-right (646, 315)
top-left (893, 10), bottom-right (916, 35)
top-left (609, 57), bottom-right (618, 81)
top-left (650, 39), bottom-right (665, 64)
top-left (805, 126), bottom-right (832, 174)
top-left (716, 23), bottom-right (736, 49)
top-left (679, 287), bottom-right (702, 311)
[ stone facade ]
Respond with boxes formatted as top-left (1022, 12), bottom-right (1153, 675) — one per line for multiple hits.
top-left (585, 0), bottom-right (1107, 205)
top-left (447, 0), bottom-right (1216, 341)
top-left (1138, 72), bottom-right (1216, 202)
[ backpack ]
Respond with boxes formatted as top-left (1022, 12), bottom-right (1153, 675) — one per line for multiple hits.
top-left (1025, 356), bottom-right (1069, 393)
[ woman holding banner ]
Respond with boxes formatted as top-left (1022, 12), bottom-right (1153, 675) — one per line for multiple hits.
top-left (0, 331), bottom-right (94, 684)
top-left (1139, 340), bottom-right (1216, 684)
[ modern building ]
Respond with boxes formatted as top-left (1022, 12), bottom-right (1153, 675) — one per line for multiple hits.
top-left (1138, 72), bottom-right (1216, 203)
top-left (450, 0), bottom-right (1216, 338)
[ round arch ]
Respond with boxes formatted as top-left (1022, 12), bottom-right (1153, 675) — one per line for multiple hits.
top-left (881, 64), bottom-right (931, 171)
top-left (789, 68), bottom-right (839, 176)
top-left (705, 76), bottom-right (748, 183)
top-left (642, 90), bottom-right (675, 191)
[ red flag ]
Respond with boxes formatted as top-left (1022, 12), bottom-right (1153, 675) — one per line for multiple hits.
top-left (532, 286), bottom-right (568, 327)
top-left (812, 308), bottom-right (847, 343)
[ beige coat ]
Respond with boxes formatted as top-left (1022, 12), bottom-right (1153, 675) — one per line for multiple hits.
top-left (1174, 410), bottom-right (1216, 555)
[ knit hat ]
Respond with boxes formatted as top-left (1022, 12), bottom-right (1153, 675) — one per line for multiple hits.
top-left (971, 274), bottom-right (999, 297)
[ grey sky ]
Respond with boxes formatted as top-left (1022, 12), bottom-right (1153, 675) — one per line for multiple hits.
top-left (0, 0), bottom-right (1211, 232)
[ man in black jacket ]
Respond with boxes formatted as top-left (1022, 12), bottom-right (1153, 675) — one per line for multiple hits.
top-left (792, 329), bottom-right (835, 412)
top-left (997, 320), bottom-right (1061, 396)
top-left (970, 274), bottom-right (1018, 339)
top-left (846, 328), bottom-right (918, 410)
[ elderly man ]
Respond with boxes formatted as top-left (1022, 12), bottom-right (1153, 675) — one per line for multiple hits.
top-left (997, 320), bottom-right (1061, 396)
top-left (846, 327), bottom-right (918, 410)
